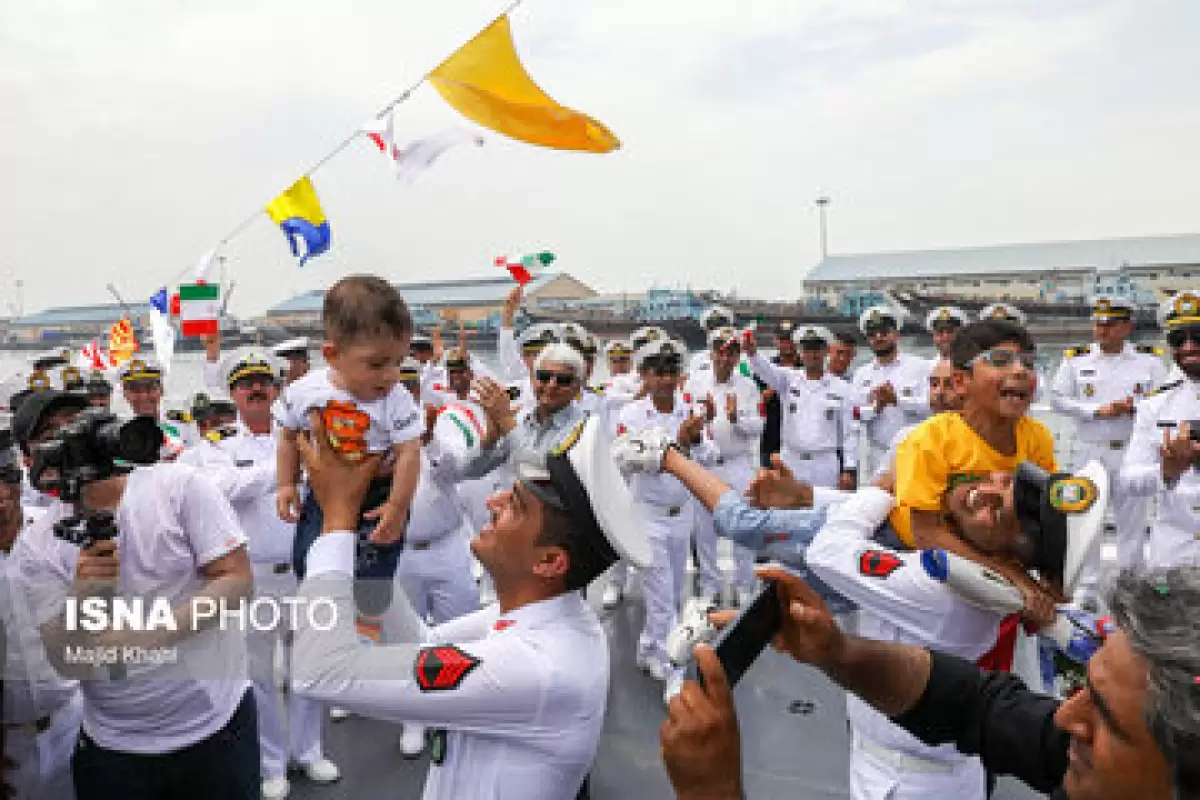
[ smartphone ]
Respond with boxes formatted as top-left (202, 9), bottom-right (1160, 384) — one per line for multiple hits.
top-left (686, 581), bottom-right (781, 688)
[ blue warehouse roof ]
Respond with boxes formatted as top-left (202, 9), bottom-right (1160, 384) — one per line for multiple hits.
top-left (11, 303), bottom-right (129, 326)
top-left (805, 233), bottom-right (1200, 283)
top-left (267, 271), bottom-right (567, 315)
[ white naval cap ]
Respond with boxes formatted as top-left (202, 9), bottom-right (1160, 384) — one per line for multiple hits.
top-left (518, 323), bottom-right (560, 352)
top-left (1088, 296), bottom-right (1135, 322)
top-left (792, 324), bottom-right (833, 346)
top-left (979, 302), bottom-right (1027, 326)
top-left (272, 337), bottom-right (310, 358)
top-left (518, 415), bottom-right (652, 582)
top-left (629, 326), bottom-right (669, 352)
top-left (634, 338), bottom-right (687, 371)
top-left (925, 306), bottom-right (970, 333)
top-left (217, 346), bottom-right (283, 389)
top-left (1157, 289), bottom-right (1200, 330)
top-left (857, 305), bottom-right (904, 336)
top-left (398, 356), bottom-right (422, 381)
top-left (699, 305), bottom-right (736, 332)
top-left (117, 356), bottom-right (164, 383)
top-left (30, 348), bottom-right (71, 372)
top-left (1012, 461), bottom-right (1108, 597)
top-left (604, 339), bottom-right (633, 358)
top-left (707, 326), bottom-right (741, 348)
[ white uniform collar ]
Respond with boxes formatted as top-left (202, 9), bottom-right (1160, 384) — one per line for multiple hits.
top-left (490, 591), bottom-right (586, 633)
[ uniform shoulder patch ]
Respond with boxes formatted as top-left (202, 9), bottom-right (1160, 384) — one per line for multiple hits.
top-left (1146, 380), bottom-right (1183, 398)
top-left (858, 549), bottom-right (903, 578)
top-left (1064, 346), bottom-right (1089, 358)
top-left (415, 645), bottom-right (480, 692)
top-left (1136, 344), bottom-right (1164, 357)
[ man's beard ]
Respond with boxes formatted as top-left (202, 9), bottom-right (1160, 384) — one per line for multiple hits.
top-left (872, 343), bottom-right (897, 358)
top-left (1180, 360), bottom-right (1200, 381)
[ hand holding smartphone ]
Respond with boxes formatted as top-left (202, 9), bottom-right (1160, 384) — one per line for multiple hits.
top-left (686, 581), bottom-right (782, 688)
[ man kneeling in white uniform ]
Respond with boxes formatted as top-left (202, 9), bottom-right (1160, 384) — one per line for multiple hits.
top-left (292, 413), bottom-right (651, 800)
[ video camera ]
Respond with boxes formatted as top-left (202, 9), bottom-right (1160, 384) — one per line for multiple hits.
top-left (29, 408), bottom-right (161, 548)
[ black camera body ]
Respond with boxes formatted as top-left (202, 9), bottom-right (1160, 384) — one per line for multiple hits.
top-left (29, 409), bottom-right (161, 548)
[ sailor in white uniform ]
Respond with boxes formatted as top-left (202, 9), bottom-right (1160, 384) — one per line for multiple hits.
top-left (849, 307), bottom-right (931, 479)
top-left (1120, 289), bottom-right (1200, 568)
top-left (0, 430), bottom-right (82, 800)
top-left (924, 306), bottom-right (969, 362)
top-left (292, 414), bottom-right (652, 800)
top-left (683, 327), bottom-right (764, 606)
top-left (272, 337), bottom-right (311, 386)
top-left (747, 324), bottom-right (857, 489)
top-left (807, 462), bottom-right (1108, 800)
top-left (618, 340), bottom-right (718, 683)
top-left (1051, 296), bottom-right (1167, 576)
top-left (599, 340), bottom-right (643, 608)
top-left (687, 305), bottom-right (737, 376)
top-left (116, 357), bottom-right (197, 457)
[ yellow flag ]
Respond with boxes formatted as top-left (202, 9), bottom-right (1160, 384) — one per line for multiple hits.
top-left (430, 16), bottom-right (619, 154)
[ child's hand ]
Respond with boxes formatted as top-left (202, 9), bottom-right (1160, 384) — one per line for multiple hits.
top-left (277, 485), bottom-right (301, 523)
top-left (364, 502), bottom-right (406, 545)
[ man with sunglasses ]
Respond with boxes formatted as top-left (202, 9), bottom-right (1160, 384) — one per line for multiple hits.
top-left (1120, 290), bottom-right (1200, 570)
top-left (0, 427), bottom-right (83, 799)
top-left (617, 339), bottom-right (716, 689)
top-left (747, 325), bottom-right (857, 491)
top-left (1051, 296), bottom-right (1167, 581)
top-left (850, 306), bottom-right (932, 480)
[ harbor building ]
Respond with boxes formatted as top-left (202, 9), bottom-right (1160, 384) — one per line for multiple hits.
top-left (7, 302), bottom-right (129, 344)
top-left (803, 232), bottom-right (1200, 312)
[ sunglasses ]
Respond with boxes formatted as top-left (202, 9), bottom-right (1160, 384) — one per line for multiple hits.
top-left (651, 365), bottom-right (681, 376)
top-left (535, 370), bottom-right (576, 387)
top-left (1167, 327), bottom-right (1200, 348)
top-left (931, 324), bottom-right (960, 334)
top-left (971, 349), bottom-right (1038, 370)
top-left (0, 464), bottom-right (21, 485)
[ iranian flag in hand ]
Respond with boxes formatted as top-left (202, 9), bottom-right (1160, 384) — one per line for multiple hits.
top-left (178, 282), bottom-right (220, 337)
top-left (494, 252), bottom-right (555, 286)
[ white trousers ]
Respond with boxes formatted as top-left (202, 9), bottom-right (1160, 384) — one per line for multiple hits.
top-left (395, 531), bottom-right (479, 624)
top-left (850, 733), bottom-right (986, 800)
top-left (1074, 441), bottom-right (1149, 572)
top-left (780, 448), bottom-right (840, 488)
top-left (637, 502), bottom-right (696, 664)
top-left (248, 565), bottom-right (325, 781)
top-left (5, 692), bottom-right (82, 800)
top-left (693, 459), bottom-right (756, 596)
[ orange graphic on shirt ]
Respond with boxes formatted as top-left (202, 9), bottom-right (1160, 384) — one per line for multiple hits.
top-left (321, 400), bottom-right (371, 460)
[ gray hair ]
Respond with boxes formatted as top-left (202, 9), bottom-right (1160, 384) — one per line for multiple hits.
top-left (1108, 568), bottom-right (1200, 797)
top-left (533, 343), bottom-right (585, 379)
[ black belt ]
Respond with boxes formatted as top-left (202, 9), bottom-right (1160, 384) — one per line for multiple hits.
top-left (409, 541), bottom-right (433, 551)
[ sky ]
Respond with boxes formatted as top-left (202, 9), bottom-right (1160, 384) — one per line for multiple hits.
top-left (3, 0), bottom-right (1200, 317)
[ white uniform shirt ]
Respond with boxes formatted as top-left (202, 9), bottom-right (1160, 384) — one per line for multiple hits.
top-left (849, 355), bottom-right (932, 450)
top-left (682, 368), bottom-right (764, 464)
top-left (295, 532), bottom-right (607, 800)
top-left (1051, 343), bottom-right (1168, 444)
top-left (618, 395), bottom-right (717, 508)
top-left (749, 355), bottom-right (856, 468)
top-left (273, 367), bottom-right (422, 453)
top-left (215, 423), bottom-right (296, 565)
top-left (597, 373), bottom-right (640, 438)
top-left (1119, 375), bottom-right (1200, 566)
top-left (807, 489), bottom-right (1003, 763)
top-left (15, 464), bottom-right (250, 753)
top-left (1, 528), bottom-right (80, 726)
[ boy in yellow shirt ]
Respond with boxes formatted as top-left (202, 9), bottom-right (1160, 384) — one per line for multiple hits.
top-left (894, 320), bottom-right (1059, 600)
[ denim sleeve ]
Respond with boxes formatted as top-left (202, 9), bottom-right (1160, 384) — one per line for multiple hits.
top-left (712, 490), bottom-right (827, 551)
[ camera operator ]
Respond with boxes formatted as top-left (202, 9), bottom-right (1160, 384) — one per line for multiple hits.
top-left (0, 426), bottom-right (82, 798)
top-left (662, 566), bottom-right (1200, 800)
top-left (1120, 290), bottom-right (1200, 568)
top-left (10, 390), bottom-right (258, 799)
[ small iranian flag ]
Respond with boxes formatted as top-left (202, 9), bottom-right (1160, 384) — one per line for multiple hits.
top-left (178, 282), bottom-right (220, 337)
top-left (494, 251), bottom-right (555, 286)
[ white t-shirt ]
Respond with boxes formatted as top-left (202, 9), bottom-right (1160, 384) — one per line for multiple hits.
top-left (272, 367), bottom-right (422, 453)
top-left (15, 463), bottom-right (251, 754)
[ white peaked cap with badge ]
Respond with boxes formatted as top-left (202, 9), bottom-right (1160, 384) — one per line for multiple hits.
top-left (792, 325), bottom-right (833, 346)
top-left (217, 346), bottom-right (283, 389)
top-left (857, 305), bottom-right (904, 336)
top-left (518, 415), bottom-right (651, 575)
top-left (980, 302), bottom-right (1027, 326)
top-left (699, 305), bottom-right (736, 331)
top-left (272, 337), bottom-right (310, 357)
top-left (117, 356), bottom-right (164, 383)
top-left (707, 326), bottom-right (740, 348)
top-left (1013, 460), bottom-right (1109, 596)
top-left (1157, 289), bottom-right (1200, 329)
top-left (1088, 296), bottom-right (1134, 322)
top-left (629, 326), bottom-right (669, 351)
top-left (924, 306), bottom-right (970, 333)
top-left (634, 338), bottom-right (687, 371)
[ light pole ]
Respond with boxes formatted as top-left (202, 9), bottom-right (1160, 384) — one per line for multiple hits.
top-left (815, 195), bottom-right (831, 260)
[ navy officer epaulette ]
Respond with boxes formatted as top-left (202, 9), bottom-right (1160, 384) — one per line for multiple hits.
top-left (1146, 380), bottom-right (1182, 398)
top-left (585, 385), bottom-right (605, 395)
top-left (1136, 344), bottom-right (1164, 357)
top-left (165, 409), bottom-right (193, 424)
top-left (1064, 345), bottom-right (1090, 358)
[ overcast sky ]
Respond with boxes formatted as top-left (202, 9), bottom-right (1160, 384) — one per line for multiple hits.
top-left (4, 0), bottom-right (1200, 317)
